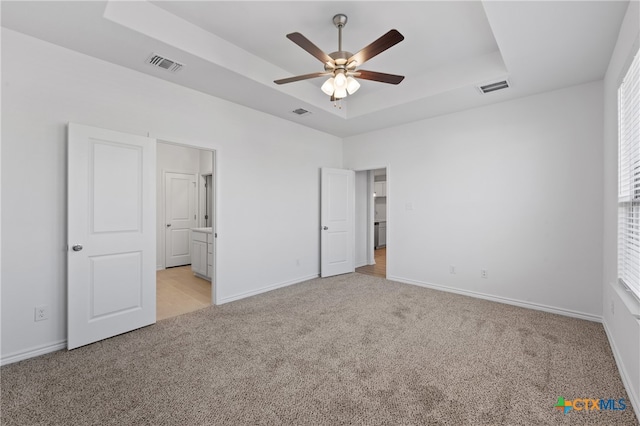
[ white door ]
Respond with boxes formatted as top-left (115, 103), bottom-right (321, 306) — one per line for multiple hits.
top-left (67, 123), bottom-right (156, 350)
top-left (164, 172), bottom-right (197, 268)
top-left (321, 168), bottom-right (355, 277)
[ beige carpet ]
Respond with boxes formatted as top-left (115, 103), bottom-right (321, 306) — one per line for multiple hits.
top-left (1, 274), bottom-right (637, 425)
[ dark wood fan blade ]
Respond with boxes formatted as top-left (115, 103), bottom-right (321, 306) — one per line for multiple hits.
top-left (355, 70), bottom-right (405, 84)
top-left (286, 32), bottom-right (333, 64)
top-left (348, 29), bottom-right (404, 66)
top-left (274, 72), bottom-right (331, 85)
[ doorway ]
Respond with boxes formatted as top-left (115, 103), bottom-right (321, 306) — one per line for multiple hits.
top-left (156, 141), bottom-right (216, 320)
top-left (355, 168), bottom-right (387, 279)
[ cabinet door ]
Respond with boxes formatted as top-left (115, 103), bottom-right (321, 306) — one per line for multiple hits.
top-left (374, 182), bottom-right (383, 197)
top-left (206, 233), bottom-right (213, 279)
top-left (375, 182), bottom-right (387, 197)
top-left (192, 240), bottom-right (207, 276)
top-left (379, 224), bottom-right (387, 246)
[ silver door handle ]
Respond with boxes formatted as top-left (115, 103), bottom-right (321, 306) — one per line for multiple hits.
top-left (72, 244), bottom-right (83, 252)
top-left (322, 226), bottom-right (328, 230)
top-left (166, 224), bottom-right (171, 227)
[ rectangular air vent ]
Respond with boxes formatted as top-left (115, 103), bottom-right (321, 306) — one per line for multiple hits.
top-left (145, 53), bottom-right (183, 73)
top-left (478, 80), bottom-right (510, 94)
top-left (291, 108), bottom-right (311, 116)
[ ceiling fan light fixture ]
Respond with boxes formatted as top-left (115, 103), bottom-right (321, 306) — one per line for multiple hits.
top-left (321, 77), bottom-right (335, 96)
top-left (274, 13), bottom-right (405, 104)
top-left (334, 87), bottom-right (347, 99)
top-left (334, 72), bottom-right (347, 89)
top-left (346, 76), bottom-right (360, 94)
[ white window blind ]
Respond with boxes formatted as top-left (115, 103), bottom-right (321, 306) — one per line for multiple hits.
top-left (618, 47), bottom-right (640, 300)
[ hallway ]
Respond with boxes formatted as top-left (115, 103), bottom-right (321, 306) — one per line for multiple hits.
top-left (355, 248), bottom-right (386, 278)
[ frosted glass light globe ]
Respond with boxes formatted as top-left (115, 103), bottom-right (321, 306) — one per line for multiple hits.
top-left (334, 87), bottom-right (347, 99)
top-left (334, 72), bottom-right (347, 89)
top-left (346, 77), bottom-right (360, 94)
top-left (321, 77), bottom-right (335, 96)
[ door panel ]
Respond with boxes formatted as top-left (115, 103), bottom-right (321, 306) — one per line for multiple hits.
top-left (68, 123), bottom-right (156, 350)
top-left (92, 143), bottom-right (142, 232)
top-left (321, 168), bottom-right (355, 277)
top-left (90, 252), bottom-right (142, 319)
top-left (165, 172), bottom-right (197, 267)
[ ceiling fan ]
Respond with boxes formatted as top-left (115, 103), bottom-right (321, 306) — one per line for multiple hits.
top-left (274, 14), bottom-right (405, 103)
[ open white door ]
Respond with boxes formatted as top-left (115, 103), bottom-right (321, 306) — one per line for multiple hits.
top-left (67, 123), bottom-right (156, 350)
top-left (321, 168), bottom-right (355, 277)
top-left (164, 172), bottom-right (197, 268)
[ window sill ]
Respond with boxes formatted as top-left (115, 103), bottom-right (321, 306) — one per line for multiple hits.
top-left (611, 281), bottom-right (640, 319)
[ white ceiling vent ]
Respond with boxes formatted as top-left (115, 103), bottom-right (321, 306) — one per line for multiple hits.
top-left (145, 53), bottom-right (183, 73)
top-left (291, 108), bottom-right (311, 116)
top-left (478, 80), bottom-right (510, 94)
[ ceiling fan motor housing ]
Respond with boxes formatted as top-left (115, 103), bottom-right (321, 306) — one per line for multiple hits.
top-left (325, 51), bottom-right (353, 71)
top-left (332, 14), bottom-right (348, 28)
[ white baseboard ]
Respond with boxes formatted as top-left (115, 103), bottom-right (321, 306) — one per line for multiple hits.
top-left (156, 264), bottom-right (164, 271)
top-left (1, 340), bottom-right (67, 366)
top-left (603, 321), bottom-right (640, 420)
top-left (217, 274), bottom-right (319, 305)
top-left (388, 275), bottom-right (602, 323)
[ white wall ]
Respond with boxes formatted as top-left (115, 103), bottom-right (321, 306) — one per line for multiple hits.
top-left (602, 1), bottom-right (640, 416)
top-left (156, 142), bottom-right (201, 269)
top-left (199, 149), bottom-right (213, 175)
top-left (0, 29), bottom-right (342, 362)
top-left (344, 81), bottom-right (604, 320)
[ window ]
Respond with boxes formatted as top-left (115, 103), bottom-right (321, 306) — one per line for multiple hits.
top-left (618, 47), bottom-right (640, 300)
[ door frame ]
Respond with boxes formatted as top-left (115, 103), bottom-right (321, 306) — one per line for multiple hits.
top-left (353, 164), bottom-right (390, 278)
top-left (153, 136), bottom-right (218, 306)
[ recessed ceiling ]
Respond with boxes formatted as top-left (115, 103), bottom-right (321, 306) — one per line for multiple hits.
top-left (0, 1), bottom-right (629, 137)
top-left (152, 1), bottom-right (500, 90)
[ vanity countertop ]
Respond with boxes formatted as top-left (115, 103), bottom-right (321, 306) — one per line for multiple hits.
top-left (191, 227), bottom-right (213, 233)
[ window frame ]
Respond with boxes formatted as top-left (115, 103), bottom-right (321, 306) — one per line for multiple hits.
top-left (617, 44), bottom-right (640, 302)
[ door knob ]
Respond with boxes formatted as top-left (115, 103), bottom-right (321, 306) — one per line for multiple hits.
top-left (72, 244), bottom-right (83, 252)
top-left (166, 224), bottom-right (172, 227)
top-left (322, 226), bottom-right (329, 230)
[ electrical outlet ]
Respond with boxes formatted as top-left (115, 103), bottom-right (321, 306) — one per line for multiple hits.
top-left (481, 269), bottom-right (488, 279)
top-left (34, 305), bottom-right (48, 322)
top-left (449, 265), bottom-right (456, 274)
top-left (296, 259), bottom-right (300, 267)
top-left (610, 300), bottom-right (615, 316)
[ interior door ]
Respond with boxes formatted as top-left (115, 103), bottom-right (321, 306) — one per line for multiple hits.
top-left (164, 172), bottom-right (197, 268)
top-left (321, 168), bottom-right (355, 277)
top-left (67, 123), bottom-right (156, 350)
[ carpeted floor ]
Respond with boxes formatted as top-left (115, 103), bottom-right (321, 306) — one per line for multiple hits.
top-left (1, 274), bottom-right (637, 425)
